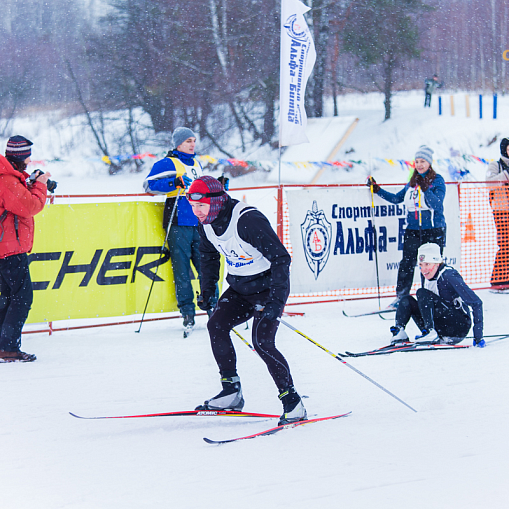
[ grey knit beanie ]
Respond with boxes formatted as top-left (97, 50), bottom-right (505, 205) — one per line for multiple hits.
top-left (172, 127), bottom-right (196, 150)
top-left (414, 145), bottom-right (434, 165)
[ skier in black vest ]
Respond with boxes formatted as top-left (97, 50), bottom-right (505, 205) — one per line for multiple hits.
top-left (187, 175), bottom-right (307, 425)
top-left (390, 243), bottom-right (485, 347)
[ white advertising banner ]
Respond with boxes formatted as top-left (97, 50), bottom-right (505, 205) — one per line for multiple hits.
top-left (286, 185), bottom-right (461, 294)
top-left (279, 0), bottom-right (316, 147)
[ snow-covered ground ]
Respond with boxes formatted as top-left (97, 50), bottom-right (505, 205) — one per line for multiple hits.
top-left (3, 293), bottom-right (508, 509)
top-left (2, 91), bottom-right (508, 508)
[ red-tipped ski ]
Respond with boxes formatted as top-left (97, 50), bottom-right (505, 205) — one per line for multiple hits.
top-left (203, 412), bottom-right (352, 445)
top-left (69, 409), bottom-right (279, 420)
top-left (344, 334), bottom-right (509, 357)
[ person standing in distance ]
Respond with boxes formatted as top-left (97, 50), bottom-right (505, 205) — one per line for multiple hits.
top-left (485, 137), bottom-right (509, 292)
top-left (143, 127), bottom-right (206, 337)
top-left (188, 176), bottom-right (307, 425)
top-left (368, 145), bottom-right (446, 308)
top-left (0, 136), bottom-right (50, 362)
top-left (424, 74), bottom-right (442, 107)
top-left (389, 243), bottom-right (484, 347)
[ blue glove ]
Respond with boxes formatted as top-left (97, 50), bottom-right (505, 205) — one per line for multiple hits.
top-left (218, 175), bottom-right (229, 191)
top-left (174, 175), bottom-right (192, 189)
top-left (261, 301), bottom-right (282, 321)
top-left (473, 338), bottom-right (486, 348)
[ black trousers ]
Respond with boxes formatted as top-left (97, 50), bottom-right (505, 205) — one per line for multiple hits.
top-left (396, 289), bottom-right (471, 341)
top-left (424, 92), bottom-right (432, 107)
top-left (0, 253), bottom-right (33, 352)
top-left (397, 228), bottom-right (446, 298)
top-left (206, 287), bottom-right (293, 391)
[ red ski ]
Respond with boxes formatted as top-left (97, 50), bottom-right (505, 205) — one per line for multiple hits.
top-left (203, 412), bottom-right (352, 445)
top-left (69, 409), bottom-right (279, 420)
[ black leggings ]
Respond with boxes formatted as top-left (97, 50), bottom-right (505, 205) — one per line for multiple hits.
top-left (206, 287), bottom-right (293, 391)
top-left (397, 228), bottom-right (446, 298)
top-left (396, 288), bottom-right (471, 341)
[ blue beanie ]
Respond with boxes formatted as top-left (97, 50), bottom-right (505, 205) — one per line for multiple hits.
top-left (172, 127), bottom-right (196, 150)
top-left (415, 145), bottom-right (434, 165)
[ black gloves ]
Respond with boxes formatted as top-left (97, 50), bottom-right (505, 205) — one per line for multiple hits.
top-left (197, 292), bottom-right (214, 311)
top-left (415, 174), bottom-right (429, 192)
top-left (367, 177), bottom-right (380, 193)
top-left (174, 175), bottom-right (192, 189)
top-left (261, 301), bottom-right (282, 321)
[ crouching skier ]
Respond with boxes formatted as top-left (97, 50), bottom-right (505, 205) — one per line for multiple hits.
top-left (187, 176), bottom-right (307, 425)
top-left (390, 243), bottom-right (485, 347)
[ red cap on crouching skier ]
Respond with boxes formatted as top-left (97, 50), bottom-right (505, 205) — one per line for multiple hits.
top-left (187, 175), bottom-right (227, 224)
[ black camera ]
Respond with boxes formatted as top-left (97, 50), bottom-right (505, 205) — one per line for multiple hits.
top-left (28, 169), bottom-right (58, 193)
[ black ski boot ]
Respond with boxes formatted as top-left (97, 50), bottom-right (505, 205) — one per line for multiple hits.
top-left (183, 315), bottom-right (195, 338)
top-left (195, 376), bottom-right (244, 411)
top-left (278, 386), bottom-right (307, 425)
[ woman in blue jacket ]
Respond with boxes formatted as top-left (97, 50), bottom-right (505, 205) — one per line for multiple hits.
top-left (368, 145), bottom-right (446, 308)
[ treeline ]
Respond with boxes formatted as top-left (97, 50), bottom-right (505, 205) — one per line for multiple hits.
top-left (0, 0), bottom-right (507, 165)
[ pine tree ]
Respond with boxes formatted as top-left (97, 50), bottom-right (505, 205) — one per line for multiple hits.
top-left (342, 0), bottom-right (430, 120)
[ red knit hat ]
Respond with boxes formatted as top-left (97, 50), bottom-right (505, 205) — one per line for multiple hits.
top-left (187, 178), bottom-right (212, 204)
top-left (6, 135), bottom-right (33, 162)
top-left (188, 176), bottom-right (227, 224)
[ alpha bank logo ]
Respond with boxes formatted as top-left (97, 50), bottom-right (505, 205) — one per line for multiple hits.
top-left (300, 201), bottom-right (332, 279)
top-left (284, 14), bottom-right (310, 43)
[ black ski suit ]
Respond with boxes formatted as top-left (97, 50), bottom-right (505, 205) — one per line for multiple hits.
top-left (198, 197), bottom-right (294, 390)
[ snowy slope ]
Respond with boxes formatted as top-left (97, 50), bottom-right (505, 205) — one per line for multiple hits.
top-left (2, 91), bottom-right (508, 508)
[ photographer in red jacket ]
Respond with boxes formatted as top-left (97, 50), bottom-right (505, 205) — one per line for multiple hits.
top-left (0, 136), bottom-right (50, 362)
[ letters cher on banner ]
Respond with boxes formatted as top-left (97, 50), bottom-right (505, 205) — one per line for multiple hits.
top-left (26, 202), bottom-right (213, 323)
top-left (286, 186), bottom-right (461, 294)
top-left (279, 0), bottom-right (316, 147)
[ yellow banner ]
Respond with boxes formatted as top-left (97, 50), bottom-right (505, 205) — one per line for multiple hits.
top-left (27, 202), bottom-right (208, 323)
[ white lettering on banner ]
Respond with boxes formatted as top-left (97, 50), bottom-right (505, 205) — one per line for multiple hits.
top-left (286, 187), bottom-right (461, 294)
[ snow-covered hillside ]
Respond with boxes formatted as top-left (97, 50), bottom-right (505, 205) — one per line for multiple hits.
top-left (2, 89), bottom-right (505, 193)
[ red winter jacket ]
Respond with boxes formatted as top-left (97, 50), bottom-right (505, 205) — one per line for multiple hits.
top-left (0, 155), bottom-right (47, 259)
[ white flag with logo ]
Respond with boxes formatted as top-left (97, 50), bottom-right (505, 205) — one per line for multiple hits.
top-left (279, 0), bottom-right (316, 147)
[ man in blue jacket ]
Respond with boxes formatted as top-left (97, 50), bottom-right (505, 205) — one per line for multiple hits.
top-left (389, 243), bottom-right (485, 347)
top-left (143, 127), bottom-right (204, 336)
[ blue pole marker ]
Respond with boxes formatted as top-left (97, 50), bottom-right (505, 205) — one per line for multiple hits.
top-left (493, 93), bottom-right (497, 119)
top-left (479, 94), bottom-right (483, 119)
top-left (438, 96), bottom-right (442, 115)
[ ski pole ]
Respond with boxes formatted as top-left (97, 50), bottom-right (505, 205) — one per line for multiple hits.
top-left (369, 178), bottom-right (381, 310)
top-left (136, 189), bottom-right (182, 333)
top-left (278, 317), bottom-right (418, 413)
top-left (232, 328), bottom-right (257, 353)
